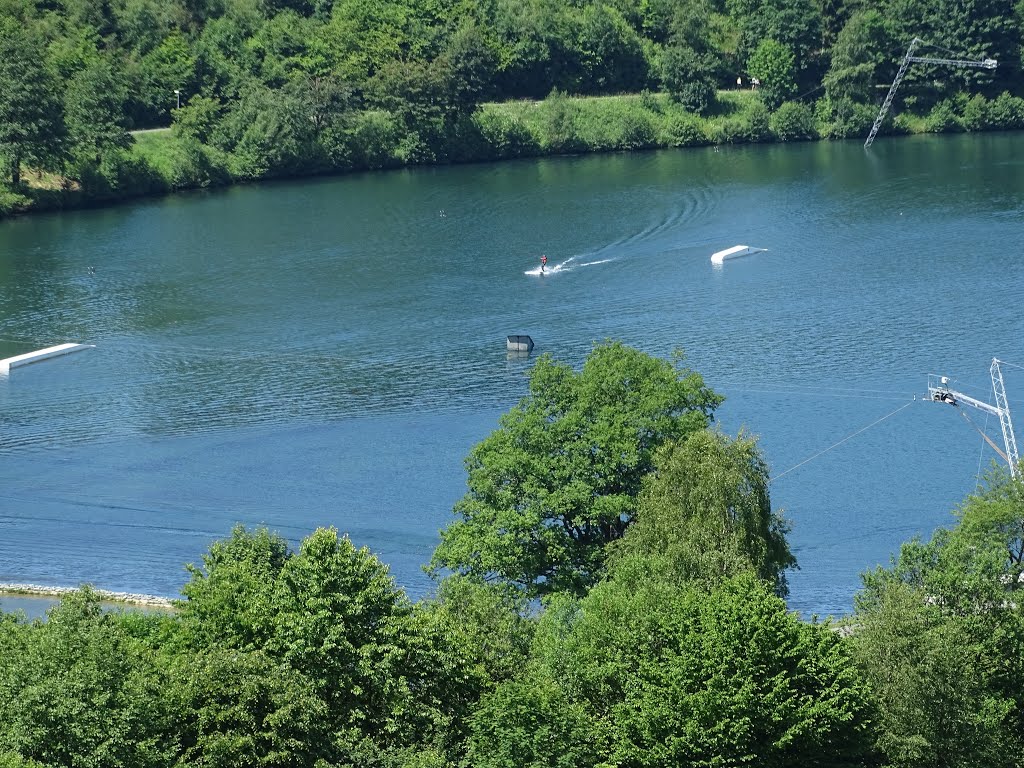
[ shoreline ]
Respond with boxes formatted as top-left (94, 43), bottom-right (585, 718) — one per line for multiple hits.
top-left (0, 583), bottom-right (175, 610)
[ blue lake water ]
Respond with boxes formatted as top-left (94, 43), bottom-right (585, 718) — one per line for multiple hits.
top-left (1, 132), bottom-right (1023, 617)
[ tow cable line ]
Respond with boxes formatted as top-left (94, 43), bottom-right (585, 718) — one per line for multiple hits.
top-left (771, 400), bottom-right (916, 483)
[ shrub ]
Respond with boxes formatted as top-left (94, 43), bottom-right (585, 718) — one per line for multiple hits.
top-left (538, 89), bottom-right (584, 153)
top-left (163, 139), bottom-right (231, 189)
top-left (961, 94), bottom-right (989, 131)
top-left (99, 149), bottom-right (167, 196)
top-left (719, 102), bottom-right (770, 143)
top-left (639, 89), bottom-right (662, 114)
top-left (661, 113), bottom-right (710, 147)
top-left (817, 96), bottom-right (875, 139)
top-left (348, 111), bottom-right (402, 170)
top-left (616, 111), bottom-right (658, 149)
top-left (475, 110), bottom-right (540, 159)
top-left (770, 101), bottom-right (817, 140)
top-left (988, 92), bottom-right (1024, 129)
top-left (0, 187), bottom-right (30, 215)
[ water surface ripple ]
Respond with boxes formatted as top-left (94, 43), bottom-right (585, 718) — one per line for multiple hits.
top-left (2, 133), bottom-right (1023, 616)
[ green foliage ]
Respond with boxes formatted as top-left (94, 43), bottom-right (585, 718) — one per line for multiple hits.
top-left (660, 111), bottom-right (711, 146)
top-left (474, 109), bottom-right (540, 158)
top-left (219, 85), bottom-right (321, 178)
top-left (431, 341), bottom-right (722, 598)
top-left (728, 0), bottom-right (823, 91)
top-left (661, 44), bottom-right (717, 114)
top-left (170, 648), bottom-right (332, 768)
top-left (468, 673), bottom-right (606, 768)
top-left (347, 110), bottom-right (403, 169)
top-left (472, 573), bottom-right (877, 768)
top-left (0, 17), bottom-right (66, 186)
top-left (137, 30), bottom-right (198, 125)
top-left (823, 9), bottom-right (888, 104)
top-left (64, 57), bottom-right (135, 165)
top-left (715, 99), bottom-right (771, 142)
top-left (0, 752), bottom-right (45, 768)
top-left (987, 91), bottom-right (1024, 129)
top-left (770, 99), bottom-right (817, 140)
top-left (748, 38), bottom-right (797, 110)
top-left (925, 98), bottom-right (963, 133)
top-left (178, 523), bottom-right (290, 649)
top-left (0, 588), bottom-right (173, 768)
top-left (537, 88), bottom-right (585, 153)
top-left (172, 94), bottom-right (223, 143)
top-left (816, 95), bottom-right (875, 139)
top-left (574, 4), bottom-right (649, 94)
top-left (852, 581), bottom-right (1017, 768)
top-left (176, 525), bottom-right (476, 764)
top-left (611, 429), bottom-right (795, 595)
top-left (853, 472), bottom-right (1024, 768)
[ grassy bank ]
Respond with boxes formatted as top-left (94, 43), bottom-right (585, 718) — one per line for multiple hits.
top-left (2, 88), bottom-right (1022, 220)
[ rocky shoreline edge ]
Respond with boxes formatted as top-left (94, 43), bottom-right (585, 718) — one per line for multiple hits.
top-left (0, 583), bottom-right (175, 610)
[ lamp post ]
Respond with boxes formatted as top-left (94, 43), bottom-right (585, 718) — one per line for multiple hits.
top-left (174, 89), bottom-right (181, 109)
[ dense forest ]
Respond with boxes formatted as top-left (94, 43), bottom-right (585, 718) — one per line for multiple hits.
top-left (2, 342), bottom-right (1024, 768)
top-left (0, 0), bottom-right (1022, 213)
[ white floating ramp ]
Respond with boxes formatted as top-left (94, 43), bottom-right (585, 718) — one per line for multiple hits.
top-left (0, 343), bottom-right (95, 375)
top-left (710, 244), bottom-right (765, 264)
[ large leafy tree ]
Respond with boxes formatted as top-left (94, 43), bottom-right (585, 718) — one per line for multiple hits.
top-left (431, 341), bottom-right (722, 598)
top-left (170, 648), bottom-right (331, 768)
top-left (749, 37), bottom-right (798, 108)
top-left (611, 428), bottom-right (796, 596)
top-left (65, 57), bottom-right (135, 166)
top-left (177, 525), bottom-right (479, 765)
top-left (852, 470), bottom-right (1024, 767)
top-left (470, 573), bottom-right (878, 768)
top-left (0, 589), bottom-right (173, 768)
top-left (0, 14), bottom-right (66, 186)
top-left (661, 0), bottom-right (721, 114)
top-left (823, 9), bottom-right (889, 104)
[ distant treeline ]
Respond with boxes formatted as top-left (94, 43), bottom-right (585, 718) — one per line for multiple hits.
top-left (0, 0), bottom-right (1022, 214)
top-left (3, 342), bottom-right (1024, 768)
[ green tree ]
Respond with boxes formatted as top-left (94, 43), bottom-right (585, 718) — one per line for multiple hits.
top-left (431, 341), bottom-right (722, 598)
top-left (221, 85), bottom-right (321, 178)
top-left (171, 94), bottom-right (223, 143)
top-left (137, 30), bottom-right (198, 125)
top-left (178, 523), bottom-right (290, 650)
top-left (611, 429), bottom-right (795, 595)
top-left (662, 43), bottom-right (718, 114)
top-left (660, 0), bottom-right (721, 114)
top-left (170, 648), bottom-right (332, 768)
top-left (748, 37), bottom-right (797, 109)
top-left (727, 0), bottom-right (823, 92)
top-left (471, 573), bottom-right (878, 767)
top-left (574, 4), bottom-right (648, 94)
top-left (852, 581), bottom-right (1016, 768)
top-left (852, 471), bottom-right (1024, 767)
top-left (0, 589), bottom-right (173, 768)
top-left (824, 9), bottom-right (889, 104)
top-left (65, 57), bottom-right (134, 166)
top-left (0, 17), bottom-right (66, 186)
top-left (270, 528), bottom-right (413, 747)
top-left (442, 21), bottom-right (500, 112)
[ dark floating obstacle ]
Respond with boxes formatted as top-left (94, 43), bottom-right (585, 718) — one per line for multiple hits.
top-left (506, 335), bottom-right (534, 353)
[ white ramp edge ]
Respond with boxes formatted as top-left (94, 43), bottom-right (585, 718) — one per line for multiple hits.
top-left (710, 245), bottom-right (767, 264)
top-left (0, 343), bottom-right (95, 375)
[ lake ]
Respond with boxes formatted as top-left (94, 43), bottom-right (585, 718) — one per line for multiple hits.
top-left (1, 132), bottom-right (1022, 618)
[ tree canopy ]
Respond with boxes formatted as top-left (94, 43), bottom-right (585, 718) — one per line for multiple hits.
top-left (431, 341), bottom-right (723, 597)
